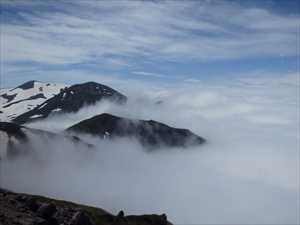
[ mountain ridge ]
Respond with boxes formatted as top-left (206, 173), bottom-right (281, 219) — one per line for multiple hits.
top-left (13, 82), bottom-right (127, 124)
top-left (0, 188), bottom-right (172, 225)
top-left (67, 113), bottom-right (206, 149)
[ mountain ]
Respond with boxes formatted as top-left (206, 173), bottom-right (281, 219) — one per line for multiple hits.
top-left (0, 80), bottom-right (66, 122)
top-left (0, 122), bottom-right (93, 159)
top-left (66, 113), bottom-right (206, 149)
top-left (13, 82), bottom-right (127, 124)
top-left (0, 188), bottom-right (172, 225)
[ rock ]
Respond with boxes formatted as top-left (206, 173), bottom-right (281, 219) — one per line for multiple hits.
top-left (46, 217), bottom-right (59, 225)
top-left (33, 217), bottom-right (48, 225)
top-left (112, 210), bottom-right (128, 225)
top-left (25, 198), bottom-right (39, 212)
top-left (15, 195), bottom-right (27, 202)
top-left (37, 203), bottom-right (57, 219)
top-left (69, 211), bottom-right (94, 225)
top-left (117, 210), bottom-right (125, 218)
top-left (8, 199), bottom-right (17, 205)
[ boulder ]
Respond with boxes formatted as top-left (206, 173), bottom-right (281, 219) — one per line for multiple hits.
top-left (37, 203), bottom-right (57, 219)
top-left (26, 198), bottom-right (40, 212)
top-left (69, 211), bottom-right (94, 225)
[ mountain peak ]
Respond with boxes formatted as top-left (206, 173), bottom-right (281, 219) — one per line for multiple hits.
top-left (67, 113), bottom-right (206, 149)
top-left (13, 82), bottom-right (127, 124)
top-left (12, 80), bottom-right (38, 91)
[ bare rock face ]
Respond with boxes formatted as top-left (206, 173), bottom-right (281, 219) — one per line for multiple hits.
top-left (0, 188), bottom-right (173, 225)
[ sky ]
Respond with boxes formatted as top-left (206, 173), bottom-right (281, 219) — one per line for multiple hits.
top-left (0, 0), bottom-right (299, 87)
top-left (0, 1), bottom-right (299, 224)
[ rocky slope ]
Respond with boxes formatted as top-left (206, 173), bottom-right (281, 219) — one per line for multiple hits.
top-left (13, 82), bottom-right (127, 124)
top-left (0, 122), bottom-right (93, 159)
top-left (0, 188), bottom-right (172, 225)
top-left (0, 80), bottom-right (66, 121)
top-left (66, 113), bottom-right (206, 149)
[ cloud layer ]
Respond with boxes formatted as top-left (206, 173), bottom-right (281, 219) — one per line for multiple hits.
top-left (1, 73), bottom-right (299, 224)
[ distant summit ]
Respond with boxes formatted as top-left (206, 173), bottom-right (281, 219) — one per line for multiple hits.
top-left (66, 113), bottom-right (206, 149)
top-left (11, 80), bottom-right (38, 91)
top-left (0, 81), bottom-right (66, 121)
top-left (13, 82), bottom-right (127, 124)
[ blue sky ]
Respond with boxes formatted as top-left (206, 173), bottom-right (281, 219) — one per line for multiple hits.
top-left (0, 0), bottom-right (299, 87)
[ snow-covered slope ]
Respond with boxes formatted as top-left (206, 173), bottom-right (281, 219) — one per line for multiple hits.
top-left (13, 82), bottom-right (127, 124)
top-left (0, 81), bottom-right (66, 121)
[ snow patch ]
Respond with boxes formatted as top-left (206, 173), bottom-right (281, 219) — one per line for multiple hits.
top-left (0, 81), bottom-right (67, 121)
top-left (30, 115), bottom-right (43, 119)
top-left (52, 108), bottom-right (62, 112)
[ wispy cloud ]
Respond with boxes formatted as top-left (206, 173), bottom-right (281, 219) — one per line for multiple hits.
top-left (132, 71), bottom-right (169, 78)
top-left (1, 0), bottom-right (299, 68)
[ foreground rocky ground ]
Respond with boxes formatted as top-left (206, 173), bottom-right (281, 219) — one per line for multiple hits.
top-left (0, 188), bottom-right (172, 225)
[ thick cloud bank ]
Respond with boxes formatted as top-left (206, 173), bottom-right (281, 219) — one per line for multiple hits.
top-left (1, 74), bottom-right (299, 224)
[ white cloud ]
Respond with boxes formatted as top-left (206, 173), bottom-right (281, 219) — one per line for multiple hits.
top-left (132, 71), bottom-right (169, 78)
top-left (1, 1), bottom-right (299, 66)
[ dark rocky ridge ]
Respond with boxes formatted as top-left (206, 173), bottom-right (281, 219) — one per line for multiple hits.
top-left (0, 122), bottom-right (27, 140)
top-left (10, 80), bottom-right (37, 91)
top-left (0, 122), bottom-right (93, 159)
top-left (13, 82), bottom-right (127, 124)
top-left (0, 188), bottom-right (172, 225)
top-left (67, 113), bottom-right (206, 149)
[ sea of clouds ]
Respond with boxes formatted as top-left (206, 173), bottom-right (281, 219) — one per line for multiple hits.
top-left (0, 73), bottom-right (299, 224)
